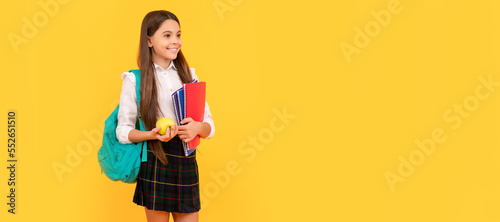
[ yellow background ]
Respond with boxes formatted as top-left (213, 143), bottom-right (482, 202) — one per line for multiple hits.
top-left (1, 0), bottom-right (500, 221)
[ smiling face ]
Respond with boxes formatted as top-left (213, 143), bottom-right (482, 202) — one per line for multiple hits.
top-left (147, 19), bottom-right (182, 69)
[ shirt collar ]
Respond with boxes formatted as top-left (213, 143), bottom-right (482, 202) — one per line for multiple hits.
top-left (153, 61), bottom-right (177, 72)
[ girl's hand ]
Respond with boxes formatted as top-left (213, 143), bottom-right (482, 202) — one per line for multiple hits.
top-left (150, 124), bottom-right (178, 142)
top-left (177, 117), bottom-right (201, 143)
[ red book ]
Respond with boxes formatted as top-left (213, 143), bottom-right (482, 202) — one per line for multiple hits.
top-left (183, 82), bottom-right (206, 151)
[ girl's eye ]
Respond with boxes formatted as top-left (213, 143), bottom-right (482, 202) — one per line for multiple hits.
top-left (177, 34), bottom-right (181, 38)
top-left (165, 34), bottom-right (170, 38)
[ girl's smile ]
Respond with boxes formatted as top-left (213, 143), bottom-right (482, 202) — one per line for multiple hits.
top-left (148, 19), bottom-right (183, 69)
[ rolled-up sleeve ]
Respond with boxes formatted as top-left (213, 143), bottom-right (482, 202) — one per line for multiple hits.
top-left (116, 72), bottom-right (138, 144)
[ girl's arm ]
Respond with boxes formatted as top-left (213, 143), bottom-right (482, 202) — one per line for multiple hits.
top-left (200, 101), bottom-right (215, 139)
top-left (198, 122), bottom-right (212, 139)
top-left (116, 72), bottom-right (140, 144)
top-left (128, 128), bottom-right (155, 143)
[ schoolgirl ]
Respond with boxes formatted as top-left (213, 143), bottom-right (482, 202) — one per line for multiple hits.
top-left (116, 10), bottom-right (215, 222)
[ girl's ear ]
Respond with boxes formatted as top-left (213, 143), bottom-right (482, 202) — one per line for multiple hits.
top-left (147, 36), bottom-right (153, 47)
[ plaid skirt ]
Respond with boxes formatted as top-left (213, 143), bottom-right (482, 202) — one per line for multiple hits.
top-left (133, 136), bottom-right (200, 213)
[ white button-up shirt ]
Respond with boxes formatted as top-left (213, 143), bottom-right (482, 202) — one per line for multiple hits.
top-left (116, 62), bottom-right (215, 144)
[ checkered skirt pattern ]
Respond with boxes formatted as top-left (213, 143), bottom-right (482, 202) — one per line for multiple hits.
top-left (133, 136), bottom-right (200, 213)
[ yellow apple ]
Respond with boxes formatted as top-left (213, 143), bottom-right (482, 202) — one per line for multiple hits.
top-left (156, 117), bottom-right (175, 135)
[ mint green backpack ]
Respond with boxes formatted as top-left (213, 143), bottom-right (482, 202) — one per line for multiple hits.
top-left (98, 69), bottom-right (147, 183)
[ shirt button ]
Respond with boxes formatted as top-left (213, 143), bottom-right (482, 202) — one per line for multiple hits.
top-left (170, 89), bottom-right (173, 92)
top-left (164, 72), bottom-right (166, 75)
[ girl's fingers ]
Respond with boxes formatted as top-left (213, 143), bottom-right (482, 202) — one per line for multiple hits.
top-left (152, 126), bottom-right (160, 133)
top-left (178, 133), bottom-right (191, 142)
top-left (160, 135), bottom-right (171, 142)
top-left (180, 117), bottom-right (193, 125)
top-left (170, 127), bottom-right (175, 137)
top-left (173, 124), bottom-right (178, 134)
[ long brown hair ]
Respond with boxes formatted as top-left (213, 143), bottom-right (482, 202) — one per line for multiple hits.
top-left (137, 10), bottom-right (193, 165)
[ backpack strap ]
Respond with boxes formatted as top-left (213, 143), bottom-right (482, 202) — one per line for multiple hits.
top-left (129, 69), bottom-right (148, 162)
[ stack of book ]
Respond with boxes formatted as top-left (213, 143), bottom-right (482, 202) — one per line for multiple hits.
top-left (171, 80), bottom-right (206, 156)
